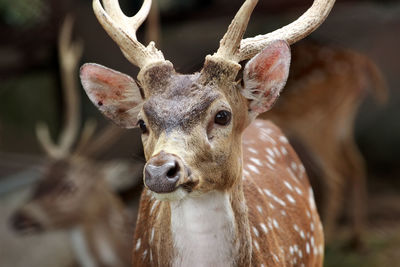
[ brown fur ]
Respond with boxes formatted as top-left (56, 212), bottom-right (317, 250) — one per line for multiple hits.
top-left (132, 120), bottom-right (324, 266)
top-left (81, 41), bottom-right (324, 266)
top-left (262, 42), bottom-right (387, 243)
top-left (12, 157), bottom-right (133, 267)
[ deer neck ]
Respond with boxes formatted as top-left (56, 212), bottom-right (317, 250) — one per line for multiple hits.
top-left (69, 187), bottom-right (130, 267)
top-left (156, 179), bottom-right (251, 267)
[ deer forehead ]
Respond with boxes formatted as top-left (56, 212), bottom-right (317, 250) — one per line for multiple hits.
top-left (143, 74), bottom-right (224, 133)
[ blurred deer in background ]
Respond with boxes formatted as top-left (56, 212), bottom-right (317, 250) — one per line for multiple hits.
top-left (262, 41), bottom-right (387, 245)
top-left (80, 0), bottom-right (336, 266)
top-left (10, 16), bottom-right (140, 267)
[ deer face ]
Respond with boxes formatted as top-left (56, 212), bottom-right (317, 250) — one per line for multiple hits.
top-left (81, 41), bottom-right (291, 201)
top-left (11, 158), bottom-right (99, 233)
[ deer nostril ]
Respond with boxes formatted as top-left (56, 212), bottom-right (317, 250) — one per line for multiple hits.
top-left (10, 211), bottom-right (42, 233)
top-left (145, 153), bottom-right (185, 193)
top-left (166, 161), bottom-right (180, 179)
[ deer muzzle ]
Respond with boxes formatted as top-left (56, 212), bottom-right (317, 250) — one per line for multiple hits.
top-left (144, 151), bottom-right (186, 193)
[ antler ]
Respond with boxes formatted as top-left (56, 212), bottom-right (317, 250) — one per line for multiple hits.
top-left (93, 0), bottom-right (167, 69)
top-left (213, 0), bottom-right (336, 63)
top-left (36, 15), bottom-right (83, 159)
top-left (74, 123), bottom-right (123, 157)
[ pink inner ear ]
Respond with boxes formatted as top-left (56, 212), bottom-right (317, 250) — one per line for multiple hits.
top-left (80, 63), bottom-right (143, 128)
top-left (243, 40), bottom-right (291, 116)
top-left (81, 63), bottom-right (140, 105)
top-left (252, 48), bottom-right (288, 84)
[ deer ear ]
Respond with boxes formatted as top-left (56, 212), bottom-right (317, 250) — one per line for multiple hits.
top-left (242, 40), bottom-right (291, 119)
top-left (80, 63), bottom-right (144, 128)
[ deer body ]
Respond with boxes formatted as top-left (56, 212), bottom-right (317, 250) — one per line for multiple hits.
top-left (80, 0), bottom-right (335, 266)
top-left (262, 42), bottom-right (387, 242)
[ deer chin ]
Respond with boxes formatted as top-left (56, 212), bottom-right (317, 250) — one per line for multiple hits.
top-left (151, 187), bottom-right (188, 201)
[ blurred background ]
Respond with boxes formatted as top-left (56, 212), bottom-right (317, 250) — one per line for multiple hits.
top-left (0, 0), bottom-right (399, 266)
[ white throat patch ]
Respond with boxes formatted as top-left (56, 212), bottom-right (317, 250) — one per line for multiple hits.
top-left (170, 191), bottom-right (237, 267)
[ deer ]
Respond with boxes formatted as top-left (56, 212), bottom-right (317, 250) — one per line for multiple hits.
top-left (260, 41), bottom-right (387, 245)
top-left (10, 16), bottom-right (139, 267)
top-left (80, 0), bottom-right (335, 266)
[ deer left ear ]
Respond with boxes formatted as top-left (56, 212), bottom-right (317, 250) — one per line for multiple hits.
top-left (242, 40), bottom-right (291, 119)
top-left (80, 63), bottom-right (144, 128)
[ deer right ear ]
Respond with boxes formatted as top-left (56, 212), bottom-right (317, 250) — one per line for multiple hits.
top-left (80, 63), bottom-right (144, 128)
top-left (242, 40), bottom-right (291, 120)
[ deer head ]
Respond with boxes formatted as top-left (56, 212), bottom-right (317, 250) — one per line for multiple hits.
top-left (81, 0), bottom-right (334, 201)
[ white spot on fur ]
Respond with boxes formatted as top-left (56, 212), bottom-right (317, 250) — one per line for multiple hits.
top-left (253, 240), bottom-right (260, 251)
top-left (150, 228), bottom-right (155, 244)
top-left (286, 194), bottom-right (296, 204)
top-left (273, 219), bottom-right (279, 229)
top-left (273, 147), bottom-right (281, 157)
top-left (309, 187), bottom-right (317, 210)
top-left (279, 136), bottom-right (288, 143)
top-left (300, 230), bottom-right (305, 239)
top-left (250, 157), bottom-right (263, 166)
top-left (267, 156), bottom-right (276, 165)
top-left (150, 200), bottom-right (159, 214)
top-left (284, 181), bottom-right (293, 191)
top-left (291, 162), bottom-right (298, 171)
top-left (266, 148), bottom-right (275, 157)
top-left (287, 167), bottom-right (300, 183)
top-left (281, 146), bottom-right (288, 155)
top-left (266, 163), bottom-right (275, 170)
top-left (295, 186), bottom-right (303, 195)
top-left (252, 226), bottom-right (259, 237)
top-left (135, 238), bottom-right (141, 251)
top-left (257, 205), bottom-right (263, 214)
top-left (248, 147), bottom-right (258, 154)
top-left (247, 164), bottom-right (260, 174)
top-left (260, 223), bottom-right (268, 233)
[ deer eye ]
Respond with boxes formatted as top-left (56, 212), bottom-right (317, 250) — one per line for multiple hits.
top-left (214, 110), bottom-right (231, 126)
top-left (138, 120), bottom-right (147, 134)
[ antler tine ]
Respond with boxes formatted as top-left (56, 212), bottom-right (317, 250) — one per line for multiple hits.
top-left (214, 0), bottom-right (258, 62)
top-left (129, 0), bottom-right (152, 33)
top-left (57, 15), bottom-right (83, 156)
top-left (213, 0), bottom-right (335, 64)
top-left (36, 123), bottom-right (66, 159)
top-left (93, 0), bottom-right (166, 69)
top-left (36, 15), bottom-right (82, 159)
top-left (74, 119), bottom-right (98, 155)
top-left (80, 124), bottom-right (124, 157)
top-left (238, 0), bottom-right (335, 61)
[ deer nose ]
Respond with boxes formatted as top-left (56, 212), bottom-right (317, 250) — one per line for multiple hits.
top-left (10, 211), bottom-right (42, 234)
top-left (144, 152), bottom-right (183, 193)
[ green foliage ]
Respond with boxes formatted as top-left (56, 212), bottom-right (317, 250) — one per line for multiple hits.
top-left (0, 0), bottom-right (48, 28)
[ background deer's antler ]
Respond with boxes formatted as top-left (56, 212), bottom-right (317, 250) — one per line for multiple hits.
top-left (36, 15), bottom-right (83, 159)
